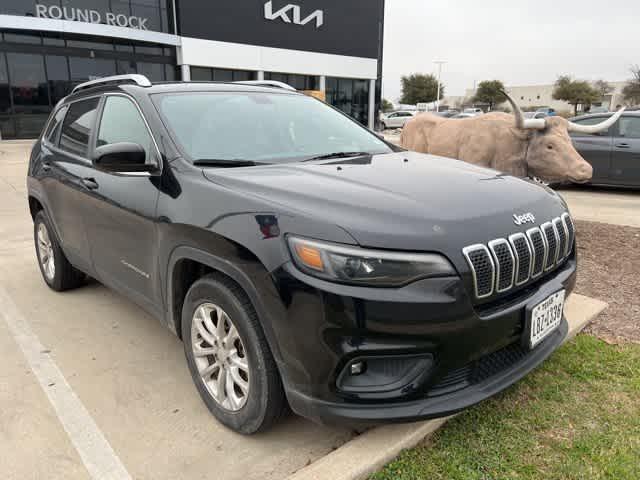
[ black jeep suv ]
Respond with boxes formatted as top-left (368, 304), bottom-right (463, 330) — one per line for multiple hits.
top-left (27, 75), bottom-right (577, 434)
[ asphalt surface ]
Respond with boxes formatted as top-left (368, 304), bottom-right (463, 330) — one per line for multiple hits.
top-left (0, 141), bottom-right (353, 480)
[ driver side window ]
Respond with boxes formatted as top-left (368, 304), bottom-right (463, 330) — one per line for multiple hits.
top-left (97, 96), bottom-right (154, 162)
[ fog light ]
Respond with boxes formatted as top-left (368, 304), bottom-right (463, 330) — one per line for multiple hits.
top-left (350, 361), bottom-right (366, 376)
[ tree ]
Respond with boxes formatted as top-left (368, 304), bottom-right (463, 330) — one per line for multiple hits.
top-left (552, 75), bottom-right (600, 116)
top-left (593, 79), bottom-right (612, 98)
top-left (381, 98), bottom-right (394, 113)
top-left (399, 73), bottom-right (444, 105)
top-left (472, 80), bottom-right (507, 111)
top-left (622, 65), bottom-right (640, 106)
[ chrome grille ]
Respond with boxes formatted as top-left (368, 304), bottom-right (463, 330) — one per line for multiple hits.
top-left (462, 245), bottom-right (495, 299)
top-left (509, 233), bottom-right (532, 285)
top-left (463, 214), bottom-right (574, 299)
top-left (526, 227), bottom-right (546, 278)
top-left (489, 239), bottom-right (515, 292)
top-left (541, 222), bottom-right (559, 271)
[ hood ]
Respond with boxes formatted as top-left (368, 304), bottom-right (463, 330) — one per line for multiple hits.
top-left (202, 152), bottom-right (567, 257)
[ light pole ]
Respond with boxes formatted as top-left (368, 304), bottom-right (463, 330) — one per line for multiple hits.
top-left (434, 61), bottom-right (446, 112)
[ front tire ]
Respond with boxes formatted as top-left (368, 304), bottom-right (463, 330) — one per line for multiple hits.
top-left (33, 210), bottom-right (85, 291)
top-left (181, 273), bottom-right (286, 434)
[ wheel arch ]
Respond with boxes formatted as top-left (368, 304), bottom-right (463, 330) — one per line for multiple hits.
top-left (166, 246), bottom-right (285, 370)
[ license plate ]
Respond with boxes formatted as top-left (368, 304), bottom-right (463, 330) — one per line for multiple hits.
top-left (528, 290), bottom-right (565, 349)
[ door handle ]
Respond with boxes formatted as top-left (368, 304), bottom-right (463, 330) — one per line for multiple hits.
top-left (615, 143), bottom-right (631, 149)
top-left (81, 177), bottom-right (99, 190)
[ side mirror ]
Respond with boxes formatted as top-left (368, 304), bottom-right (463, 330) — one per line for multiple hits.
top-left (93, 142), bottom-right (153, 172)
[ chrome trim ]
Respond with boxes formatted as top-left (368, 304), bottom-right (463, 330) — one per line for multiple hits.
top-left (553, 217), bottom-right (569, 260)
top-left (561, 213), bottom-right (574, 256)
top-left (508, 232), bottom-right (533, 286)
top-left (462, 244), bottom-right (495, 299)
top-left (526, 227), bottom-right (547, 279)
top-left (488, 238), bottom-right (515, 293)
top-left (234, 80), bottom-right (296, 91)
top-left (541, 221), bottom-right (559, 271)
top-left (72, 74), bottom-right (151, 94)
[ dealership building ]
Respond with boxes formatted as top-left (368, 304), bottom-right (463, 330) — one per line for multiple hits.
top-left (0, 0), bottom-right (385, 139)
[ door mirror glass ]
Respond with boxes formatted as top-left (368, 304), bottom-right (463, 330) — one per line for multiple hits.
top-left (93, 142), bottom-right (151, 172)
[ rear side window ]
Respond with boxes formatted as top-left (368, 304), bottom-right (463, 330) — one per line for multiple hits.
top-left (43, 106), bottom-right (67, 145)
top-left (97, 96), bottom-right (153, 159)
top-left (570, 116), bottom-right (613, 137)
top-left (59, 97), bottom-right (100, 157)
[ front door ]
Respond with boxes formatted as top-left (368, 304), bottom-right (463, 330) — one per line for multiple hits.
top-left (611, 116), bottom-right (640, 186)
top-left (83, 94), bottom-right (162, 313)
top-left (570, 115), bottom-right (614, 183)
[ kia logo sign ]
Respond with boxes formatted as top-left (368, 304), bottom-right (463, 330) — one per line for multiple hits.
top-left (263, 1), bottom-right (324, 29)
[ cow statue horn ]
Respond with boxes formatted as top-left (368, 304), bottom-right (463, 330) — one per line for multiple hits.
top-left (500, 90), bottom-right (546, 130)
top-left (567, 107), bottom-right (626, 134)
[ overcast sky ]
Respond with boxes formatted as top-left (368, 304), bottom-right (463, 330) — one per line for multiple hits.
top-left (382, 0), bottom-right (639, 102)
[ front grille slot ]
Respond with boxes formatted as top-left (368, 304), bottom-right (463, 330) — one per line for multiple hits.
top-left (489, 239), bottom-right (515, 292)
top-left (527, 227), bottom-right (546, 278)
top-left (541, 222), bottom-right (559, 270)
top-left (553, 217), bottom-right (568, 260)
top-left (509, 233), bottom-right (532, 285)
top-left (463, 214), bottom-right (573, 300)
top-left (463, 245), bottom-right (494, 298)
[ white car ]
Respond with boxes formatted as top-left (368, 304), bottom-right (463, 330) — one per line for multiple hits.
top-left (463, 108), bottom-right (484, 115)
top-left (381, 111), bottom-right (415, 129)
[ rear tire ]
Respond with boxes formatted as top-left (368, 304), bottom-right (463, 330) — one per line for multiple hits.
top-left (33, 210), bottom-right (85, 291)
top-left (181, 273), bottom-right (286, 434)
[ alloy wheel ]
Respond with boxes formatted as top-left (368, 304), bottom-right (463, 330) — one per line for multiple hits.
top-left (191, 302), bottom-right (250, 411)
top-left (37, 223), bottom-right (55, 281)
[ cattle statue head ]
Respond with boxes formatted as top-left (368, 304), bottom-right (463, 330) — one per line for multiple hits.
top-left (502, 91), bottom-right (624, 184)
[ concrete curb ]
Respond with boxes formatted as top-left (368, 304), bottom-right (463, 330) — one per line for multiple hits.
top-left (286, 293), bottom-right (608, 480)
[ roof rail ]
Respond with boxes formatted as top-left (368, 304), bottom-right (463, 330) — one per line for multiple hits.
top-left (71, 74), bottom-right (152, 94)
top-left (233, 80), bottom-right (297, 91)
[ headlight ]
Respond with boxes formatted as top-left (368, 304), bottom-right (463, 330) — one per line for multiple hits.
top-left (287, 235), bottom-right (456, 287)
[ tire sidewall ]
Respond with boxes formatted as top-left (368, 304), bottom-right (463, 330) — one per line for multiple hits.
top-left (181, 277), bottom-right (270, 433)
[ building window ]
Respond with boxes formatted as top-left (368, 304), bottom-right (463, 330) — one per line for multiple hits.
top-left (190, 67), bottom-right (256, 82)
top-left (0, 33), bottom-right (176, 139)
top-left (326, 77), bottom-right (370, 126)
top-left (264, 72), bottom-right (319, 91)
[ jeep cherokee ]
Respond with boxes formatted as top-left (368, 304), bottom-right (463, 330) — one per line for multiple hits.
top-left (27, 74), bottom-right (577, 434)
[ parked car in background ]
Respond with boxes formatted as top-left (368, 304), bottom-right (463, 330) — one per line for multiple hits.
top-left (570, 111), bottom-right (640, 187)
top-left (587, 106), bottom-right (609, 114)
top-left (452, 113), bottom-right (477, 119)
top-left (381, 110), bottom-right (415, 129)
top-left (525, 111), bottom-right (548, 120)
top-left (434, 110), bottom-right (459, 118)
top-left (536, 107), bottom-right (556, 116)
top-left (463, 108), bottom-right (483, 115)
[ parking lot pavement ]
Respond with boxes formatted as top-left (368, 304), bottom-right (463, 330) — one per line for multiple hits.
top-left (0, 142), bottom-right (353, 480)
top-left (557, 187), bottom-right (640, 228)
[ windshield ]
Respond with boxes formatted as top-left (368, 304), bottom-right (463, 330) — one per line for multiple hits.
top-left (154, 91), bottom-right (393, 163)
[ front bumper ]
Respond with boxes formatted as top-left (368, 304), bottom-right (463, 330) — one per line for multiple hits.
top-left (269, 252), bottom-right (577, 426)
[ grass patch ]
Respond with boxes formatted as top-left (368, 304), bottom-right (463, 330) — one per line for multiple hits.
top-left (372, 335), bottom-right (640, 480)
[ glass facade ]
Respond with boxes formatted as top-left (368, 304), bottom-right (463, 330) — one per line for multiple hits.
top-left (1, 0), bottom-right (172, 34)
top-left (190, 67), bottom-right (256, 82)
top-left (0, 31), bottom-right (176, 139)
top-left (326, 77), bottom-right (370, 126)
top-left (264, 72), bottom-right (319, 91)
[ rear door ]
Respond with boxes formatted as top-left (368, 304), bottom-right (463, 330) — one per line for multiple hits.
top-left (82, 93), bottom-right (162, 313)
top-left (41, 97), bottom-right (101, 272)
top-left (570, 115), bottom-right (615, 183)
top-left (610, 116), bottom-right (640, 186)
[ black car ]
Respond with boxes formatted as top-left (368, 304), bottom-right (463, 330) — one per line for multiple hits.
top-left (570, 111), bottom-right (640, 187)
top-left (27, 74), bottom-right (577, 434)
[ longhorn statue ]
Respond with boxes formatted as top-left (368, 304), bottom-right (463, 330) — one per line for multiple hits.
top-left (400, 91), bottom-right (624, 184)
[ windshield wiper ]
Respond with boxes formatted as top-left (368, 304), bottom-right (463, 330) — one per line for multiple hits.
top-left (301, 151), bottom-right (371, 162)
top-left (193, 159), bottom-right (266, 167)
